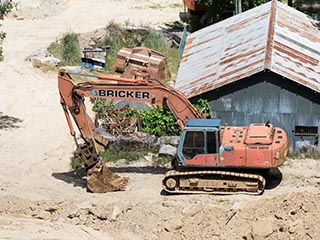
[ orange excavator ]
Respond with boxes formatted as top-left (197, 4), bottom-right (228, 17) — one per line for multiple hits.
top-left (58, 68), bottom-right (289, 194)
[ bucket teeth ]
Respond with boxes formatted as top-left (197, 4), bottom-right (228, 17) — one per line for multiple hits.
top-left (86, 161), bottom-right (128, 193)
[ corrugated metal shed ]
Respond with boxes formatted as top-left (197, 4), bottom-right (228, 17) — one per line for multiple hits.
top-left (175, 0), bottom-right (320, 98)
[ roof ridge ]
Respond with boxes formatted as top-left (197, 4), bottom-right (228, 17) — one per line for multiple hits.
top-left (264, 0), bottom-right (277, 70)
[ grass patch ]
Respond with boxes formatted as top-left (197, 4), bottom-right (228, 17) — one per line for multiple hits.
top-left (288, 145), bottom-right (320, 160)
top-left (47, 32), bottom-right (81, 66)
top-left (62, 32), bottom-right (81, 66)
top-left (47, 22), bottom-right (180, 77)
top-left (99, 148), bottom-right (148, 163)
top-left (149, 4), bottom-right (164, 9)
top-left (47, 40), bottom-right (62, 60)
top-left (154, 155), bottom-right (173, 166)
top-left (163, 48), bottom-right (179, 78)
top-left (169, 4), bottom-right (182, 8)
top-left (70, 154), bottom-right (83, 169)
top-left (97, 22), bottom-right (178, 75)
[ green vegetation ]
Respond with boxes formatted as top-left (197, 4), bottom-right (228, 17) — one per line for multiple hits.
top-left (47, 41), bottom-right (62, 61)
top-left (293, 0), bottom-right (320, 19)
top-left (48, 32), bottom-right (81, 66)
top-left (187, 0), bottom-right (319, 32)
top-left (91, 98), bottom-right (212, 137)
top-left (193, 98), bottom-right (212, 118)
top-left (154, 155), bottom-right (173, 166)
top-left (99, 148), bottom-right (149, 163)
top-left (288, 146), bottom-right (320, 160)
top-left (47, 22), bottom-right (180, 76)
top-left (62, 32), bottom-right (81, 65)
top-left (137, 98), bottom-right (211, 136)
top-left (91, 98), bottom-right (114, 115)
top-left (97, 22), bottom-right (178, 74)
top-left (71, 148), bottom-right (173, 168)
top-left (139, 106), bottom-right (181, 137)
top-left (149, 4), bottom-right (163, 10)
top-left (70, 154), bottom-right (83, 169)
top-left (148, 3), bottom-right (182, 10)
top-left (0, 1), bottom-right (16, 61)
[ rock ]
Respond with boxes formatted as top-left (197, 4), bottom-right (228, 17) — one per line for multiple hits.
top-left (144, 153), bottom-right (156, 164)
top-left (70, 217), bottom-right (80, 225)
top-left (36, 209), bottom-right (52, 220)
top-left (115, 159), bottom-right (128, 167)
top-left (157, 136), bottom-right (180, 147)
top-left (67, 205), bottom-right (81, 219)
top-left (77, 201), bottom-right (93, 210)
top-left (26, 50), bottom-right (61, 67)
top-left (251, 218), bottom-right (274, 240)
top-left (162, 200), bottom-right (176, 208)
top-left (288, 219), bottom-right (303, 234)
top-left (110, 206), bottom-right (123, 222)
top-left (89, 205), bottom-right (108, 220)
top-left (67, 202), bottom-right (91, 219)
top-left (111, 132), bottom-right (157, 151)
top-left (158, 144), bottom-right (177, 157)
top-left (79, 212), bottom-right (88, 225)
top-left (85, 215), bottom-right (95, 228)
top-left (164, 218), bottom-right (183, 232)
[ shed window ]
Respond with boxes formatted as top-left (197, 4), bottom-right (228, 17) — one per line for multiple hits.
top-left (294, 126), bottom-right (318, 136)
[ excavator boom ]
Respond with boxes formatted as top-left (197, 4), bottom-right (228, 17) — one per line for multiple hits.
top-left (58, 69), bottom-right (204, 193)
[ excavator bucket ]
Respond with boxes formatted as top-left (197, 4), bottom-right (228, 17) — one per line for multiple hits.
top-left (74, 141), bottom-right (128, 193)
top-left (86, 160), bottom-right (128, 193)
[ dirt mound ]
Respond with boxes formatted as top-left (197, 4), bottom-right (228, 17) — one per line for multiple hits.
top-left (1, 190), bottom-right (319, 240)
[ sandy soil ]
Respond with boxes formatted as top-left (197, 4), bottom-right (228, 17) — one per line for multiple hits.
top-left (0, 1), bottom-right (319, 239)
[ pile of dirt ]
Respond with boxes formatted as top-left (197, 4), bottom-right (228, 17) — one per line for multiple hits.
top-left (0, 159), bottom-right (319, 240)
top-left (1, 189), bottom-right (319, 240)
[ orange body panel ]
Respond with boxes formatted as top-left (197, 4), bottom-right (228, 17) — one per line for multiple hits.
top-left (183, 0), bottom-right (207, 11)
top-left (184, 124), bottom-right (288, 170)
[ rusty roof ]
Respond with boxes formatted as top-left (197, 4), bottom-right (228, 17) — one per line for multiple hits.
top-left (175, 0), bottom-right (320, 98)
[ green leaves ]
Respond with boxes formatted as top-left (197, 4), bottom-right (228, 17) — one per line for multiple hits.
top-left (0, 1), bottom-right (15, 61)
top-left (62, 32), bottom-right (81, 66)
top-left (0, 0), bottom-right (14, 20)
top-left (139, 106), bottom-right (181, 137)
top-left (193, 98), bottom-right (212, 118)
top-left (92, 98), bottom-right (212, 137)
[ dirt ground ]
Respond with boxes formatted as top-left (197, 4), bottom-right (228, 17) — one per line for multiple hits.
top-left (0, 1), bottom-right (320, 239)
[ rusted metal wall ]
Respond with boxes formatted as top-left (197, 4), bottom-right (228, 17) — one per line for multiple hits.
top-left (190, 71), bottom-right (320, 148)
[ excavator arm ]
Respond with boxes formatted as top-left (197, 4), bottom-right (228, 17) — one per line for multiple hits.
top-left (58, 69), bottom-right (203, 193)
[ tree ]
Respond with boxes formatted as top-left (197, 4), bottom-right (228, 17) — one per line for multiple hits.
top-left (293, 0), bottom-right (320, 21)
top-left (0, 0), bottom-right (15, 61)
top-left (186, 0), bottom-right (269, 31)
top-left (187, 0), bottom-right (319, 32)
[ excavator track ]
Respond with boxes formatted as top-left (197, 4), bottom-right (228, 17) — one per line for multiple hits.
top-left (163, 170), bottom-right (266, 195)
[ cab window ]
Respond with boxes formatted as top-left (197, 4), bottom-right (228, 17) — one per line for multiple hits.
top-left (182, 131), bottom-right (205, 159)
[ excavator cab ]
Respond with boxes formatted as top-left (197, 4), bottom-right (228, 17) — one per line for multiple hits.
top-left (176, 119), bottom-right (221, 166)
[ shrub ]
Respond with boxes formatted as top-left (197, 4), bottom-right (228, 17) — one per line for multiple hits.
top-left (288, 145), bottom-right (320, 160)
top-left (48, 32), bottom-right (82, 66)
top-left (139, 106), bottom-right (181, 137)
top-left (0, 1), bottom-right (16, 61)
top-left (62, 32), bottom-right (81, 66)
